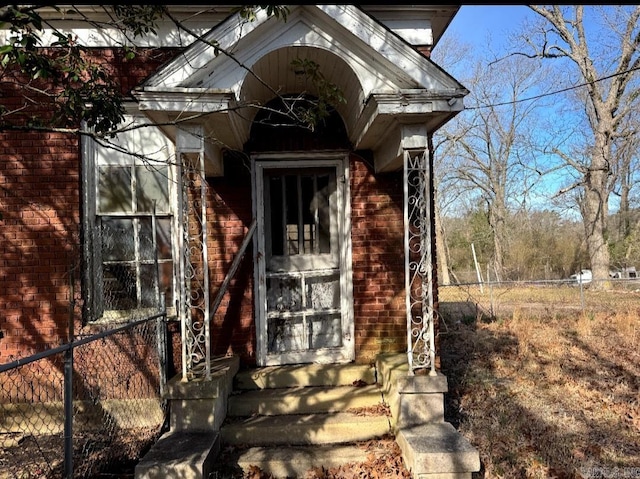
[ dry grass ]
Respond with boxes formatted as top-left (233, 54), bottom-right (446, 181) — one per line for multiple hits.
top-left (439, 285), bottom-right (640, 479)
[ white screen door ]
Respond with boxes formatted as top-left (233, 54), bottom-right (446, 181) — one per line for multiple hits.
top-left (254, 158), bottom-right (353, 366)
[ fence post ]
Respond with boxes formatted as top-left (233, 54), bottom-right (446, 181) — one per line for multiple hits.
top-left (64, 269), bottom-right (75, 479)
top-left (156, 294), bottom-right (167, 398)
top-left (472, 243), bottom-right (483, 294)
top-left (152, 204), bottom-right (168, 397)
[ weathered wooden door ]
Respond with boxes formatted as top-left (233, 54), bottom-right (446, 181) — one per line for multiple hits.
top-left (254, 158), bottom-right (354, 366)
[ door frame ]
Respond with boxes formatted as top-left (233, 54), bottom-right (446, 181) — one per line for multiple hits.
top-left (252, 152), bottom-right (354, 366)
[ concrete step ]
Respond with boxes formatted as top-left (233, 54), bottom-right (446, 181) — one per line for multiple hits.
top-left (396, 422), bottom-right (481, 477)
top-left (221, 412), bottom-right (392, 446)
top-left (234, 363), bottom-right (376, 390)
top-left (228, 384), bottom-right (384, 416)
top-left (134, 430), bottom-right (219, 479)
top-left (214, 444), bottom-right (373, 479)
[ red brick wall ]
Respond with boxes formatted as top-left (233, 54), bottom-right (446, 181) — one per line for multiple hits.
top-left (203, 155), bottom-right (411, 368)
top-left (0, 139), bottom-right (416, 367)
top-left (0, 131), bottom-right (81, 360)
top-left (350, 155), bottom-right (407, 364)
top-left (206, 161), bottom-right (256, 365)
top-left (0, 145), bottom-right (421, 368)
top-left (0, 48), bottom-right (178, 365)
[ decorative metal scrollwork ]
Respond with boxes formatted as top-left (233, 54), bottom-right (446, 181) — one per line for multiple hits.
top-left (404, 149), bottom-right (436, 375)
top-left (180, 154), bottom-right (210, 380)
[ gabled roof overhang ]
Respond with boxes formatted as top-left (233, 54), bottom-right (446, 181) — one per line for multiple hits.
top-left (355, 90), bottom-right (464, 172)
top-left (133, 5), bottom-right (468, 175)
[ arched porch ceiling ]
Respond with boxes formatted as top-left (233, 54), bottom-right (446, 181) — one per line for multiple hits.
top-left (237, 46), bottom-right (363, 148)
top-left (133, 5), bottom-right (468, 176)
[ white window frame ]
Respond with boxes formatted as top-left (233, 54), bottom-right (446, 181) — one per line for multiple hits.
top-left (82, 115), bottom-right (178, 323)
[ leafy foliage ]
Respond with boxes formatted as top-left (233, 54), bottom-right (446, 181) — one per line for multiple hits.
top-left (0, 5), bottom-right (341, 136)
top-left (290, 58), bottom-right (346, 130)
top-left (0, 5), bottom-right (164, 135)
top-left (237, 5), bottom-right (289, 22)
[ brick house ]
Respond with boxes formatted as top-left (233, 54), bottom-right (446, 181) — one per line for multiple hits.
top-left (1, 4), bottom-right (468, 374)
top-left (1, 5), bottom-right (481, 477)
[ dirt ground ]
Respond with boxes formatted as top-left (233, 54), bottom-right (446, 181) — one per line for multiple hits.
top-left (438, 287), bottom-right (640, 479)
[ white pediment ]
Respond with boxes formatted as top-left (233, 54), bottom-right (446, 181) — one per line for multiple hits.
top-left (143, 5), bottom-right (459, 95)
top-left (134, 5), bottom-right (468, 174)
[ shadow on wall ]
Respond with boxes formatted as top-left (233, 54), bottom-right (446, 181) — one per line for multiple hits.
top-left (202, 151), bottom-right (414, 366)
top-left (207, 152), bottom-right (256, 364)
top-left (350, 154), bottom-right (408, 363)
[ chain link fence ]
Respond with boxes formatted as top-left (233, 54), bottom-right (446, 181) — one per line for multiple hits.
top-left (1, 213), bottom-right (171, 478)
top-left (0, 310), bottom-right (168, 478)
top-left (438, 276), bottom-right (640, 326)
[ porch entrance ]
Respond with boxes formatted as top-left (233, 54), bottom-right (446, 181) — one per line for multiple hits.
top-left (254, 158), bottom-right (354, 366)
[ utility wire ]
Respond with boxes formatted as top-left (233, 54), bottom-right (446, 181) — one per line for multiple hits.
top-left (465, 64), bottom-right (640, 110)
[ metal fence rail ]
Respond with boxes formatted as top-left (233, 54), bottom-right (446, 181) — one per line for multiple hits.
top-left (0, 312), bottom-right (168, 478)
top-left (438, 277), bottom-right (640, 326)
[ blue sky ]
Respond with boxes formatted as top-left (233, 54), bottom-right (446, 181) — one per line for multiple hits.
top-left (443, 5), bottom-right (535, 50)
top-left (439, 6), bottom-right (579, 216)
top-left (440, 6), bottom-right (629, 218)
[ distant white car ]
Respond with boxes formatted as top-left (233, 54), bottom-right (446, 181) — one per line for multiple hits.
top-left (610, 267), bottom-right (637, 279)
top-left (569, 269), bottom-right (592, 284)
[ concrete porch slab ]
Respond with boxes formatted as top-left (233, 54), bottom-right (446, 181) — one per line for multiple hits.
top-left (221, 411), bottom-right (392, 446)
top-left (164, 355), bottom-right (239, 400)
top-left (228, 384), bottom-right (384, 416)
top-left (134, 430), bottom-right (219, 479)
top-left (234, 362), bottom-right (376, 389)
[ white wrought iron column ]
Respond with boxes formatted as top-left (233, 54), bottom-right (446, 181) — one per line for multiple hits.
top-left (403, 126), bottom-right (436, 376)
top-left (177, 126), bottom-right (211, 381)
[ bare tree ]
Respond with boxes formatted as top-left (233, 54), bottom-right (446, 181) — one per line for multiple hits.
top-left (524, 5), bottom-right (640, 288)
top-left (436, 53), bottom-right (550, 281)
top-left (609, 110), bottom-right (640, 266)
top-left (431, 36), bottom-right (473, 285)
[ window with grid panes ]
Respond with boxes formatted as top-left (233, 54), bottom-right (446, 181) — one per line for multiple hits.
top-left (84, 115), bottom-right (176, 321)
